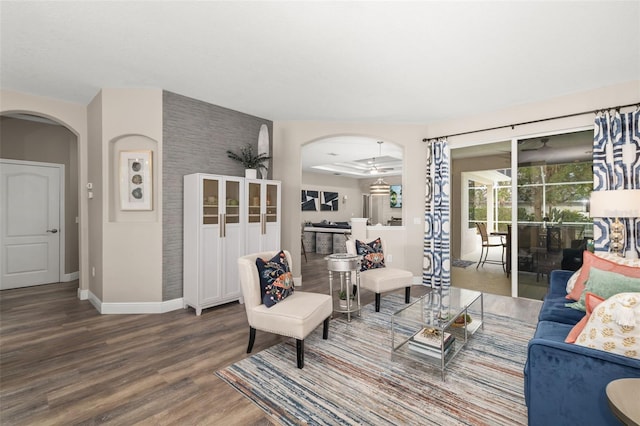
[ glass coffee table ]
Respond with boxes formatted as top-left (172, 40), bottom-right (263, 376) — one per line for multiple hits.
top-left (391, 287), bottom-right (483, 379)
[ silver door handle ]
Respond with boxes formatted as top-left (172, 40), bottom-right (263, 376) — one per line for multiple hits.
top-left (46, 229), bottom-right (58, 234)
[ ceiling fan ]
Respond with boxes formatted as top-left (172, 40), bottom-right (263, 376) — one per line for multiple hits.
top-left (368, 141), bottom-right (394, 174)
top-left (521, 137), bottom-right (551, 152)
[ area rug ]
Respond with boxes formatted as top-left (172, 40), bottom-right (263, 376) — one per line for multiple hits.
top-left (216, 294), bottom-right (535, 425)
top-left (452, 259), bottom-right (476, 268)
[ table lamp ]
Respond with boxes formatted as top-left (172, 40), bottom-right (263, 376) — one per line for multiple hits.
top-left (590, 189), bottom-right (640, 259)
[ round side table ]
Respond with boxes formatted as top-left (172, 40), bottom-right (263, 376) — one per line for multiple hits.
top-left (606, 378), bottom-right (640, 426)
top-left (325, 253), bottom-right (361, 322)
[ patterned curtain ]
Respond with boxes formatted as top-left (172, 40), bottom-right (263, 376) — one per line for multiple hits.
top-left (592, 110), bottom-right (640, 253)
top-left (423, 139), bottom-right (451, 288)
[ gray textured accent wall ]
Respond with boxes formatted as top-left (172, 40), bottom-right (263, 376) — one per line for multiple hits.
top-left (162, 91), bottom-right (273, 300)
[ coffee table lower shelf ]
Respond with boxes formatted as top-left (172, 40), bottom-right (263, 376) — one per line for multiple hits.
top-left (390, 288), bottom-right (484, 380)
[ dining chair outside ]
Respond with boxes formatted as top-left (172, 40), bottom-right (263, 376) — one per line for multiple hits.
top-left (475, 222), bottom-right (506, 271)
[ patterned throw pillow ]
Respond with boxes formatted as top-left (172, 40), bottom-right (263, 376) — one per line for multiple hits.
top-left (255, 251), bottom-right (294, 308)
top-left (356, 238), bottom-right (385, 272)
top-left (566, 267), bottom-right (640, 312)
top-left (566, 251), bottom-right (640, 301)
top-left (566, 268), bottom-right (581, 294)
top-left (596, 252), bottom-right (640, 267)
top-left (565, 292), bottom-right (605, 343)
top-left (575, 292), bottom-right (640, 359)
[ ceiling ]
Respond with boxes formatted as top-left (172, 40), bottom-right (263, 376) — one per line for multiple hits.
top-left (302, 136), bottom-right (403, 178)
top-left (1, 1), bottom-right (638, 125)
top-left (1, 2), bottom-right (637, 178)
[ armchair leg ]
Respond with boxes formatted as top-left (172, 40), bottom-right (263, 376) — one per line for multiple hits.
top-left (247, 327), bottom-right (256, 353)
top-left (323, 317), bottom-right (329, 339)
top-left (374, 293), bottom-right (381, 312)
top-left (405, 286), bottom-right (411, 303)
top-left (296, 339), bottom-right (304, 369)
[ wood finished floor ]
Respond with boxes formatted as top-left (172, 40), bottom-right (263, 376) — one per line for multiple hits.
top-left (0, 253), bottom-right (541, 425)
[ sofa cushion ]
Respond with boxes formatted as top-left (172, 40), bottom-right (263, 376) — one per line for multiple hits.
top-left (256, 250), bottom-right (294, 307)
top-left (575, 292), bottom-right (640, 359)
top-left (566, 267), bottom-right (640, 312)
top-left (359, 267), bottom-right (412, 293)
top-left (565, 293), bottom-right (605, 343)
top-left (538, 293), bottom-right (586, 325)
top-left (565, 268), bottom-right (581, 294)
top-left (566, 251), bottom-right (640, 301)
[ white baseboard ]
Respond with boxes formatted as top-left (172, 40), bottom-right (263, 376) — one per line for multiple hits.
top-left (77, 288), bottom-right (89, 300)
top-left (86, 291), bottom-right (185, 314)
top-left (62, 271), bottom-right (79, 282)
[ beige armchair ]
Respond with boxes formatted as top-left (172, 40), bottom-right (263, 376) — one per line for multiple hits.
top-left (237, 250), bottom-right (332, 368)
top-left (346, 238), bottom-right (412, 312)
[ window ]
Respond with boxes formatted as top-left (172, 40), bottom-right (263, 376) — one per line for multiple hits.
top-left (468, 180), bottom-right (487, 229)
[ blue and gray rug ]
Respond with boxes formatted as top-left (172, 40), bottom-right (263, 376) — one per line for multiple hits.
top-left (216, 294), bottom-right (535, 425)
top-left (452, 259), bottom-right (476, 268)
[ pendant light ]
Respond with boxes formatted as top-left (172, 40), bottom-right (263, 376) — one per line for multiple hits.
top-left (369, 141), bottom-right (390, 195)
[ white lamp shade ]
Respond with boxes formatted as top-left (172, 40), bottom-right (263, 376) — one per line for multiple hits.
top-left (370, 178), bottom-right (390, 195)
top-left (590, 190), bottom-right (640, 218)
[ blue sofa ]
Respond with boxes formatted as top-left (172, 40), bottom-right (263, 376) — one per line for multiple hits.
top-left (524, 270), bottom-right (640, 425)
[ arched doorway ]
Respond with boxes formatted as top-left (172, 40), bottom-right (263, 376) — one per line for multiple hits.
top-left (0, 113), bottom-right (80, 289)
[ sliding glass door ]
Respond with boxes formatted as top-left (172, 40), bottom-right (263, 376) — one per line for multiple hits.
top-left (515, 131), bottom-right (593, 299)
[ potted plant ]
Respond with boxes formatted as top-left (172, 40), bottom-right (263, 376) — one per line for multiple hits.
top-left (338, 290), bottom-right (355, 309)
top-left (226, 144), bottom-right (271, 179)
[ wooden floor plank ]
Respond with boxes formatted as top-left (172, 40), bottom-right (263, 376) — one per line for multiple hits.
top-left (0, 252), bottom-right (541, 424)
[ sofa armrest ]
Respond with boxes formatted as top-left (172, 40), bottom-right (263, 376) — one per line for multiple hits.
top-left (547, 269), bottom-right (574, 298)
top-left (525, 337), bottom-right (640, 425)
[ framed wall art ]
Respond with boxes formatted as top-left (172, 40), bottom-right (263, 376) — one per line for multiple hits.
top-left (390, 184), bottom-right (402, 208)
top-left (301, 190), bottom-right (318, 211)
top-left (320, 191), bottom-right (339, 211)
top-left (120, 150), bottom-right (153, 210)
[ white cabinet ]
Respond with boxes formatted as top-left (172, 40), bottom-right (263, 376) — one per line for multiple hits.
top-left (245, 179), bottom-right (281, 253)
top-left (183, 173), bottom-right (245, 315)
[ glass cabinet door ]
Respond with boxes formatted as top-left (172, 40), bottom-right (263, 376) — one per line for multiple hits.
top-left (202, 178), bottom-right (219, 225)
top-left (247, 182), bottom-right (261, 224)
top-left (225, 180), bottom-right (241, 224)
top-left (266, 183), bottom-right (278, 223)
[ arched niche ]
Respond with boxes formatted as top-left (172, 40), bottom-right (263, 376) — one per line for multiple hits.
top-left (108, 134), bottom-right (159, 223)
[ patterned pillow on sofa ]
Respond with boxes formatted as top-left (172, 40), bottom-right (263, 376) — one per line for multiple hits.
top-left (575, 292), bottom-right (640, 359)
top-left (356, 237), bottom-right (385, 272)
top-left (256, 251), bottom-right (294, 308)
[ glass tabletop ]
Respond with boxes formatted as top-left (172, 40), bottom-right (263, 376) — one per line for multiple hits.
top-left (393, 287), bottom-right (483, 330)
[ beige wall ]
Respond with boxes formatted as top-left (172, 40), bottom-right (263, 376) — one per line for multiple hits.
top-left (452, 154), bottom-right (511, 259)
top-left (429, 81), bottom-right (640, 148)
top-left (302, 172), bottom-right (365, 223)
top-left (0, 89), bottom-right (89, 293)
top-left (87, 92), bottom-right (104, 300)
top-left (274, 81), bottom-right (639, 281)
top-left (1, 80), bottom-right (636, 305)
top-left (0, 117), bottom-right (79, 276)
top-left (273, 122), bottom-right (428, 277)
top-left (98, 88), bottom-right (163, 303)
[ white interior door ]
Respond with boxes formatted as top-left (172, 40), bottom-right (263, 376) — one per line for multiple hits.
top-left (1, 160), bottom-right (62, 289)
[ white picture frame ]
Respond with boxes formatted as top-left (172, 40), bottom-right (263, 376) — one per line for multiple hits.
top-left (119, 150), bottom-right (152, 210)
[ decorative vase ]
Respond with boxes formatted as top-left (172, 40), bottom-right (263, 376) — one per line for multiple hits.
top-left (245, 169), bottom-right (257, 179)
